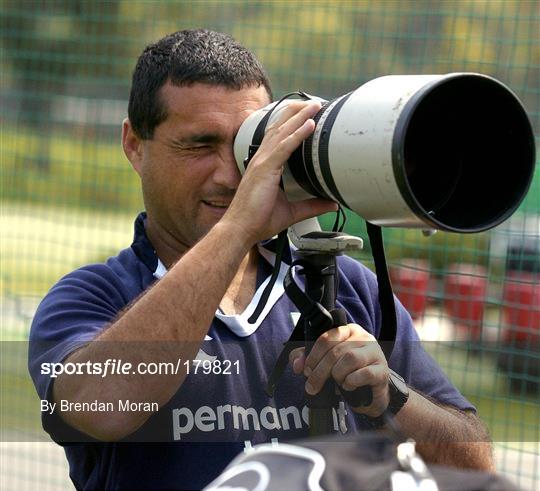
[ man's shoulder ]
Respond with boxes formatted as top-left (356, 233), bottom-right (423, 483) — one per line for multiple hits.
top-left (58, 246), bottom-right (145, 288)
top-left (30, 245), bottom-right (153, 347)
top-left (50, 211), bottom-right (157, 295)
top-left (337, 254), bottom-right (373, 274)
top-left (40, 245), bottom-right (153, 314)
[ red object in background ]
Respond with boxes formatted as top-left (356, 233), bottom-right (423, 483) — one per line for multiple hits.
top-left (502, 271), bottom-right (540, 344)
top-left (390, 259), bottom-right (430, 319)
top-left (444, 264), bottom-right (488, 341)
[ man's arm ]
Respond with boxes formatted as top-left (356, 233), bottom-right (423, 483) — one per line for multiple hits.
top-left (54, 221), bottom-right (253, 440)
top-left (53, 100), bottom-right (337, 441)
top-left (396, 389), bottom-right (493, 471)
top-left (290, 324), bottom-right (494, 471)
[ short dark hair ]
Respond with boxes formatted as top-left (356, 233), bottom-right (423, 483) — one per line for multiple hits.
top-left (128, 29), bottom-right (273, 139)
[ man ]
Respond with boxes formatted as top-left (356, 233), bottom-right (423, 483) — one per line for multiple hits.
top-left (29, 29), bottom-right (493, 490)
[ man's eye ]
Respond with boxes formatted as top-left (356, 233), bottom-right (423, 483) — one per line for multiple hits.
top-left (186, 145), bottom-right (211, 152)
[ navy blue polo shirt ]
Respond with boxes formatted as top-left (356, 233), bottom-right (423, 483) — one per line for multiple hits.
top-left (28, 213), bottom-right (473, 490)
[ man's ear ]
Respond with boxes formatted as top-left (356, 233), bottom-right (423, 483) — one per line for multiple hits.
top-left (122, 118), bottom-right (144, 175)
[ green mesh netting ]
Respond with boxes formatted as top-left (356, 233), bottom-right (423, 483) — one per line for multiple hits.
top-left (1, 1), bottom-right (538, 489)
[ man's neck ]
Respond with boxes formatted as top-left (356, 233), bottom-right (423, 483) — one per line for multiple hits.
top-left (144, 215), bottom-right (260, 315)
top-left (144, 216), bottom-right (192, 269)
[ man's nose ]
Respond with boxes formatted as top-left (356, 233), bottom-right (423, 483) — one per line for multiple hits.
top-left (213, 147), bottom-right (242, 189)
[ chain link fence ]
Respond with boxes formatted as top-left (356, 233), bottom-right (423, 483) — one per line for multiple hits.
top-left (1, 1), bottom-right (538, 489)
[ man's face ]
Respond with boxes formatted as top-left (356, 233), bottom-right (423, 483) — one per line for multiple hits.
top-left (134, 82), bottom-right (271, 251)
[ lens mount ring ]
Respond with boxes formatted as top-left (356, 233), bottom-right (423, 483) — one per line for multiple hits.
top-left (308, 97), bottom-right (344, 202)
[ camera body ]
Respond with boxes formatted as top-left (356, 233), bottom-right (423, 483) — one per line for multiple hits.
top-left (234, 73), bottom-right (535, 233)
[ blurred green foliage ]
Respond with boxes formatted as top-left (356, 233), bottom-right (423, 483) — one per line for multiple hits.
top-left (1, 4), bottom-right (538, 488)
top-left (1, 0), bottom-right (538, 280)
top-left (2, 0), bottom-right (538, 210)
top-left (2, 125), bottom-right (142, 210)
top-left (3, 1), bottom-right (538, 100)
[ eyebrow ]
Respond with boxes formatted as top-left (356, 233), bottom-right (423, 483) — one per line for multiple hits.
top-left (169, 133), bottom-right (223, 146)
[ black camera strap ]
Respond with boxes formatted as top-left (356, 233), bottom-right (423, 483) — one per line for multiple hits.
top-left (264, 221), bottom-right (397, 401)
top-left (365, 221), bottom-right (397, 360)
top-left (245, 91), bottom-right (313, 325)
top-left (243, 90), bottom-right (312, 171)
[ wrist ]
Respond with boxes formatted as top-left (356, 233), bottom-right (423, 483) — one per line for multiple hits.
top-left (362, 369), bottom-right (409, 429)
top-left (217, 205), bottom-right (274, 250)
top-left (211, 220), bottom-right (256, 255)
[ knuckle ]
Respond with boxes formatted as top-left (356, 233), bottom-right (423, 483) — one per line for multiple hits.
top-left (343, 372), bottom-right (357, 390)
top-left (267, 124), bottom-right (283, 137)
top-left (328, 326), bottom-right (347, 342)
top-left (320, 330), bottom-right (331, 342)
top-left (276, 139), bottom-right (291, 153)
top-left (289, 100), bottom-right (306, 111)
top-left (318, 333), bottom-right (333, 351)
top-left (331, 364), bottom-right (345, 384)
top-left (362, 365), bottom-right (374, 379)
top-left (365, 332), bottom-right (376, 342)
top-left (327, 346), bottom-right (342, 365)
top-left (343, 349), bottom-right (362, 367)
top-left (364, 365), bottom-right (379, 381)
top-left (337, 324), bottom-right (350, 339)
top-left (349, 323), bottom-right (374, 340)
top-left (288, 347), bottom-right (304, 364)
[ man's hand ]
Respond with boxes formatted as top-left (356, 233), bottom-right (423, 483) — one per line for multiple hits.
top-left (289, 323), bottom-right (495, 471)
top-left (289, 323), bottom-right (391, 417)
top-left (222, 100), bottom-right (337, 245)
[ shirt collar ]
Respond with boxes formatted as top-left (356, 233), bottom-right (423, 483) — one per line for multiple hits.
top-left (130, 212), bottom-right (158, 273)
top-left (130, 211), bottom-right (293, 278)
top-left (130, 212), bottom-right (296, 336)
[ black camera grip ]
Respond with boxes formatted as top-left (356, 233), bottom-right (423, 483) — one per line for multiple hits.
top-left (330, 309), bottom-right (373, 407)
